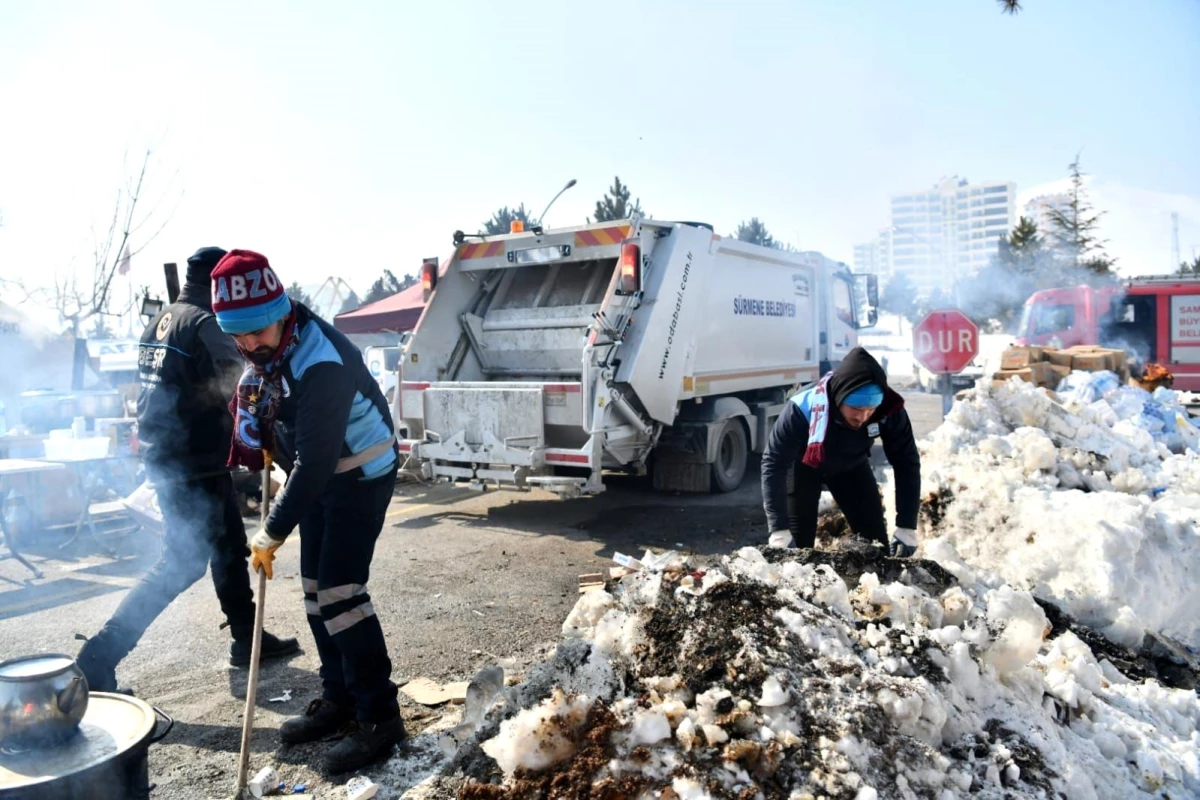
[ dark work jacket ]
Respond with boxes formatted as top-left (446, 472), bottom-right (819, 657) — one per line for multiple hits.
top-left (760, 347), bottom-right (921, 533)
top-left (265, 303), bottom-right (398, 538)
top-left (136, 283), bottom-right (243, 474)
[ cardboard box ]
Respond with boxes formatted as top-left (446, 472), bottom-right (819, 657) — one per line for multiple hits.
top-left (1070, 352), bottom-right (1113, 372)
top-left (993, 361), bottom-right (1058, 387)
top-left (1048, 364), bottom-right (1072, 385)
top-left (1000, 346), bottom-right (1046, 370)
top-left (1107, 349), bottom-right (1127, 373)
top-left (1045, 349), bottom-right (1074, 368)
top-left (1028, 361), bottom-right (1058, 385)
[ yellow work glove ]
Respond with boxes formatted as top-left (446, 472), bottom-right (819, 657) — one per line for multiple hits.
top-left (249, 527), bottom-right (286, 579)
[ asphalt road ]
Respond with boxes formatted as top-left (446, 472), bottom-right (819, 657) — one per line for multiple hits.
top-left (0, 392), bottom-right (944, 798)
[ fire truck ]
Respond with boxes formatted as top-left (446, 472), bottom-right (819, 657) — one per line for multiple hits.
top-left (1014, 276), bottom-right (1200, 391)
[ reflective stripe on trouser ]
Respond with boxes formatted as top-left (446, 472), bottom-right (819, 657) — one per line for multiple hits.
top-left (298, 465), bottom-right (399, 723)
top-left (306, 582), bottom-right (375, 636)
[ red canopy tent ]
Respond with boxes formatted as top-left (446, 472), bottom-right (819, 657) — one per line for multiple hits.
top-left (333, 283), bottom-right (425, 335)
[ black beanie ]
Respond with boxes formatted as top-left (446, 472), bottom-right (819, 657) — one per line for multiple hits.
top-left (185, 246), bottom-right (228, 285)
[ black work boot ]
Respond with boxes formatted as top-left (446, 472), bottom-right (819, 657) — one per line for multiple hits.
top-left (322, 716), bottom-right (406, 773)
top-left (229, 627), bottom-right (301, 667)
top-left (280, 699), bottom-right (355, 745)
top-left (75, 628), bottom-right (133, 694)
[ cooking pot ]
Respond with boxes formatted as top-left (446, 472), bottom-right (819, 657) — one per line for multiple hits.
top-left (0, 655), bottom-right (89, 747)
top-left (17, 391), bottom-right (75, 434)
top-left (71, 391), bottom-right (124, 421)
top-left (0, 693), bottom-right (172, 800)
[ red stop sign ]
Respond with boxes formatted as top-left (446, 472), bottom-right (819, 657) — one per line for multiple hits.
top-left (913, 309), bottom-right (979, 374)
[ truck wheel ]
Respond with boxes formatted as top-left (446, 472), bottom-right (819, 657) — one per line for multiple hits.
top-left (710, 419), bottom-right (748, 493)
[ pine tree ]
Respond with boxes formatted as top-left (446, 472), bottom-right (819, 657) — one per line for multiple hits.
top-left (362, 270), bottom-right (416, 305)
top-left (733, 218), bottom-right (779, 249)
top-left (997, 215), bottom-right (1058, 286)
top-left (588, 176), bottom-right (644, 223)
top-left (1045, 155), bottom-right (1115, 276)
top-left (481, 204), bottom-right (537, 236)
top-left (1178, 256), bottom-right (1200, 277)
top-left (999, 217), bottom-right (1043, 273)
top-left (285, 281), bottom-right (314, 309)
top-left (338, 290), bottom-right (361, 314)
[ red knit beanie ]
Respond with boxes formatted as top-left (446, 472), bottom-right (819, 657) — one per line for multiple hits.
top-left (211, 250), bottom-right (292, 334)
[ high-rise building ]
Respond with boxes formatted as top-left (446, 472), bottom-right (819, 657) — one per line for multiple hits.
top-left (1023, 193), bottom-right (1071, 238)
top-left (853, 241), bottom-right (878, 274)
top-left (853, 228), bottom-right (893, 282)
top-left (887, 177), bottom-right (1016, 296)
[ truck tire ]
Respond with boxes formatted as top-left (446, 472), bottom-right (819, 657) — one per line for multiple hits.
top-left (710, 419), bottom-right (748, 493)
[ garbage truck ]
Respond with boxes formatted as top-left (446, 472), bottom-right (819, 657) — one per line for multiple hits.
top-left (396, 215), bottom-right (878, 496)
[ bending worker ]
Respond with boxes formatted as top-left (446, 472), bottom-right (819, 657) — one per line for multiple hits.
top-left (210, 250), bottom-right (402, 773)
top-left (761, 347), bottom-right (921, 556)
top-left (78, 247), bottom-right (299, 692)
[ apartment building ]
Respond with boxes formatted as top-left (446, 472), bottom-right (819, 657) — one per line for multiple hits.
top-left (877, 177), bottom-right (1016, 296)
top-left (1023, 193), bottom-right (1072, 237)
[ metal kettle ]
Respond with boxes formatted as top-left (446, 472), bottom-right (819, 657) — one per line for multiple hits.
top-left (0, 653), bottom-right (90, 747)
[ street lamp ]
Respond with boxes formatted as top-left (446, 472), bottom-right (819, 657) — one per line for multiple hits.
top-left (536, 179), bottom-right (577, 229)
top-left (140, 294), bottom-right (164, 320)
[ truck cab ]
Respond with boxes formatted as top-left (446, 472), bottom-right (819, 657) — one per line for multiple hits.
top-left (1016, 277), bottom-right (1200, 390)
top-left (815, 257), bottom-right (878, 373)
top-left (365, 335), bottom-right (411, 404)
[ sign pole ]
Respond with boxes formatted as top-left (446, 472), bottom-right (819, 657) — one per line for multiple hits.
top-left (939, 373), bottom-right (953, 417)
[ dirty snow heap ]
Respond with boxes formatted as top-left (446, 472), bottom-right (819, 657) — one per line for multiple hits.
top-left (914, 371), bottom-right (1200, 651)
top-left (425, 545), bottom-right (1198, 799)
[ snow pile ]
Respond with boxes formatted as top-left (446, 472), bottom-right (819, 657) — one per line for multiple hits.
top-left (916, 374), bottom-right (1200, 650)
top-left (430, 548), bottom-right (1199, 799)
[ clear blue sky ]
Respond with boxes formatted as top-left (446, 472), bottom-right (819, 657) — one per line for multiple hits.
top-left (1, 0), bottom-right (1197, 315)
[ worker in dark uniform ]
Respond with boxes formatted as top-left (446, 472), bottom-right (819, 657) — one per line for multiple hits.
top-left (210, 250), bottom-right (402, 773)
top-left (77, 247), bottom-right (299, 692)
top-left (761, 347), bottom-right (921, 556)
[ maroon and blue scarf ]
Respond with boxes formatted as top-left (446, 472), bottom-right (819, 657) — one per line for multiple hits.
top-left (227, 315), bottom-right (299, 471)
top-left (801, 374), bottom-right (833, 469)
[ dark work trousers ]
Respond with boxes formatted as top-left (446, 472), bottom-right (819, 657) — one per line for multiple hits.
top-left (299, 465), bottom-right (399, 723)
top-left (86, 469), bottom-right (255, 666)
top-left (787, 460), bottom-right (887, 549)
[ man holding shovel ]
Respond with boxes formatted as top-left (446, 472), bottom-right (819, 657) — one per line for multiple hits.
top-left (77, 247), bottom-right (299, 692)
top-left (211, 250), bottom-right (402, 773)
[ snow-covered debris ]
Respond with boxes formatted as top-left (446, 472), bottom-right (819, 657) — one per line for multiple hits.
top-left (481, 688), bottom-right (593, 775)
top-left (916, 374), bottom-right (1200, 649)
top-left (428, 547), bottom-right (1199, 799)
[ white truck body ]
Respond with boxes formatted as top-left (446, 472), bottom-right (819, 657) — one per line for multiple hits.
top-left (398, 216), bottom-right (876, 495)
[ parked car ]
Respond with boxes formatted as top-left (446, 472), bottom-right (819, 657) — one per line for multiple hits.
top-left (913, 354), bottom-right (985, 393)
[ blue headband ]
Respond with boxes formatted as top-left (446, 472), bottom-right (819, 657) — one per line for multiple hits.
top-left (844, 384), bottom-right (884, 408)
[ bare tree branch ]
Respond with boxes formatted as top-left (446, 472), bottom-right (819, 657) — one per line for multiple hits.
top-left (27, 145), bottom-right (184, 337)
